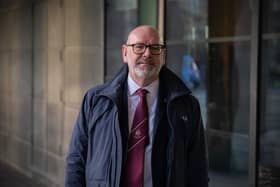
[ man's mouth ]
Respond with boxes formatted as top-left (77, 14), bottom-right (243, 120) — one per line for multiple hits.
top-left (137, 60), bottom-right (153, 66)
top-left (136, 63), bottom-right (153, 69)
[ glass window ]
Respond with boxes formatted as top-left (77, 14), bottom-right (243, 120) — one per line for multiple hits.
top-left (105, 0), bottom-right (158, 81)
top-left (105, 0), bottom-right (138, 81)
top-left (258, 40), bottom-right (280, 187)
top-left (207, 42), bottom-right (250, 187)
top-left (208, 0), bottom-right (251, 37)
top-left (258, 1), bottom-right (280, 186)
top-left (165, 0), bottom-right (252, 186)
top-left (166, 0), bottom-right (207, 41)
top-left (262, 0), bottom-right (280, 33)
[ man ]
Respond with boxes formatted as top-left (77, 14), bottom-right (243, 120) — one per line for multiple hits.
top-left (66, 25), bottom-right (208, 187)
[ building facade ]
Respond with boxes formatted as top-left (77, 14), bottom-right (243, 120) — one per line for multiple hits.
top-left (0, 0), bottom-right (279, 186)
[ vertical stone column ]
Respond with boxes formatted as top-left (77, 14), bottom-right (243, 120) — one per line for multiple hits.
top-left (62, 0), bottom-right (104, 185)
top-left (31, 0), bottom-right (65, 184)
top-left (0, 0), bottom-right (33, 173)
top-left (32, 0), bottom-right (104, 186)
top-left (0, 0), bottom-right (104, 186)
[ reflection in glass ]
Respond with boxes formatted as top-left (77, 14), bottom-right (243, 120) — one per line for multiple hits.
top-left (207, 42), bottom-right (250, 187)
top-left (105, 0), bottom-right (138, 81)
top-left (262, 0), bottom-right (280, 33)
top-left (166, 43), bottom-right (208, 124)
top-left (166, 0), bottom-right (208, 41)
top-left (258, 1), bottom-right (280, 185)
top-left (208, 0), bottom-right (251, 37)
top-left (258, 39), bottom-right (280, 186)
top-left (165, 0), bottom-right (251, 186)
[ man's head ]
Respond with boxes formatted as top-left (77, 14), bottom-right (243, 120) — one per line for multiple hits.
top-left (122, 25), bottom-right (166, 87)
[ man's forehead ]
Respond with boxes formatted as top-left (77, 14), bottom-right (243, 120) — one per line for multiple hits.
top-left (127, 31), bottom-right (160, 44)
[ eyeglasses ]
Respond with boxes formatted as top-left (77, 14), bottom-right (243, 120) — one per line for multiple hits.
top-left (126, 43), bottom-right (165, 55)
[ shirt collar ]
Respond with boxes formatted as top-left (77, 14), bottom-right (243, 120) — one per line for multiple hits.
top-left (127, 75), bottom-right (159, 98)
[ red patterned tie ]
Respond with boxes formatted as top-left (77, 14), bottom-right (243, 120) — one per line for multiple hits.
top-left (124, 89), bottom-right (149, 187)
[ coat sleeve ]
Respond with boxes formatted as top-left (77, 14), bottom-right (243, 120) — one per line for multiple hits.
top-left (65, 92), bottom-right (90, 187)
top-left (187, 96), bottom-right (209, 187)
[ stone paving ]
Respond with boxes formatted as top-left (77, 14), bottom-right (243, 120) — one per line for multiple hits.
top-left (0, 161), bottom-right (47, 187)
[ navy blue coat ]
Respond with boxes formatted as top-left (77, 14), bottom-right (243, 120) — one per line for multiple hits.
top-left (66, 65), bottom-right (209, 187)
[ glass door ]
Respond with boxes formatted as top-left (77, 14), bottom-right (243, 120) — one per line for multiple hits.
top-left (258, 0), bottom-right (280, 186)
top-left (105, 0), bottom-right (158, 81)
top-left (165, 0), bottom-right (252, 186)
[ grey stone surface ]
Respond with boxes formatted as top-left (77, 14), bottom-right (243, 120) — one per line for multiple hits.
top-left (0, 0), bottom-right (104, 186)
top-left (0, 53), bottom-right (10, 132)
top-left (65, 0), bottom-right (81, 47)
top-left (6, 136), bottom-right (31, 172)
top-left (8, 6), bottom-right (32, 50)
top-left (65, 0), bottom-right (103, 47)
top-left (9, 51), bottom-right (32, 96)
top-left (47, 102), bottom-right (63, 154)
top-left (33, 0), bottom-right (48, 49)
top-left (31, 142), bottom-right (47, 173)
top-left (80, 0), bottom-right (103, 46)
top-left (63, 47), bottom-right (85, 106)
top-left (0, 0), bottom-right (31, 11)
top-left (47, 49), bottom-right (63, 103)
top-left (10, 96), bottom-right (32, 141)
top-left (0, 53), bottom-right (10, 90)
top-left (33, 98), bottom-right (47, 148)
top-left (46, 153), bottom-right (66, 185)
top-left (63, 46), bottom-right (103, 106)
top-left (0, 94), bottom-right (9, 132)
top-left (33, 49), bottom-right (48, 99)
top-left (8, 52), bottom-right (32, 141)
top-left (0, 160), bottom-right (47, 187)
top-left (48, 0), bottom-right (64, 49)
top-left (32, 48), bottom-right (48, 150)
top-left (0, 133), bottom-right (8, 160)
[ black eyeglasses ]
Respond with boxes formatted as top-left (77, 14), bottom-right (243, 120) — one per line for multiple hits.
top-left (126, 43), bottom-right (165, 55)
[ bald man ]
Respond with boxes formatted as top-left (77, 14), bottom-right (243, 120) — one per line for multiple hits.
top-left (66, 25), bottom-right (208, 187)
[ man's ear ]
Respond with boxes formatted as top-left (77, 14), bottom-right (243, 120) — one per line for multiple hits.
top-left (122, 45), bottom-right (128, 63)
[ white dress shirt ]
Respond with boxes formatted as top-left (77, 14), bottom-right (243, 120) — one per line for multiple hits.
top-left (127, 75), bottom-right (159, 187)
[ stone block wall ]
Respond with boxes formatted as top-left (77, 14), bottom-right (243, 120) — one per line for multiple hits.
top-left (0, 0), bottom-right (104, 186)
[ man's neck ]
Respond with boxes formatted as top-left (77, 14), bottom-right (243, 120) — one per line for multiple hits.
top-left (129, 75), bottom-right (158, 87)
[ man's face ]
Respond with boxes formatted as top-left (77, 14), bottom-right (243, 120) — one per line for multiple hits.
top-left (122, 27), bottom-right (166, 86)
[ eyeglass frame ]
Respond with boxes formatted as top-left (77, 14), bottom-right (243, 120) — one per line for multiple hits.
top-left (125, 43), bottom-right (166, 55)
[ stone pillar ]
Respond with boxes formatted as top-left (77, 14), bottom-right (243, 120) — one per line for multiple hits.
top-left (0, 0), bottom-right (33, 174)
top-left (0, 0), bottom-right (104, 186)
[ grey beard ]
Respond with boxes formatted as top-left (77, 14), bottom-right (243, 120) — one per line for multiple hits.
top-left (133, 62), bottom-right (163, 80)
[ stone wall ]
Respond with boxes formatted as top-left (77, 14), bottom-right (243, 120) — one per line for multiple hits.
top-left (0, 0), bottom-right (104, 186)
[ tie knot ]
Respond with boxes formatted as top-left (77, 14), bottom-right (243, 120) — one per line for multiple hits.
top-left (136, 89), bottom-right (148, 97)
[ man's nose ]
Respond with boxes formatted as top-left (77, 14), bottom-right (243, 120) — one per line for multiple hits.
top-left (143, 46), bottom-right (152, 57)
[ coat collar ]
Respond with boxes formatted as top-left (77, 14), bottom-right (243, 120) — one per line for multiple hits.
top-left (98, 64), bottom-right (191, 105)
top-left (97, 65), bottom-right (128, 108)
top-left (159, 66), bottom-right (191, 102)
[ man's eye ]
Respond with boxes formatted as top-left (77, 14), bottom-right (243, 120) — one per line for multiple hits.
top-left (135, 45), bottom-right (145, 49)
top-left (151, 45), bottom-right (161, 49)
top-left (151, 46), bottom-right (160, 50)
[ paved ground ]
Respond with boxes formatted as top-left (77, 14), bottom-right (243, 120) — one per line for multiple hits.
top-left (0, 161), bottom-right (249, 187)
top-left (209, 170), bottom-right (248, 187)
top-left (0, 161), bottom-right (47, 187)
